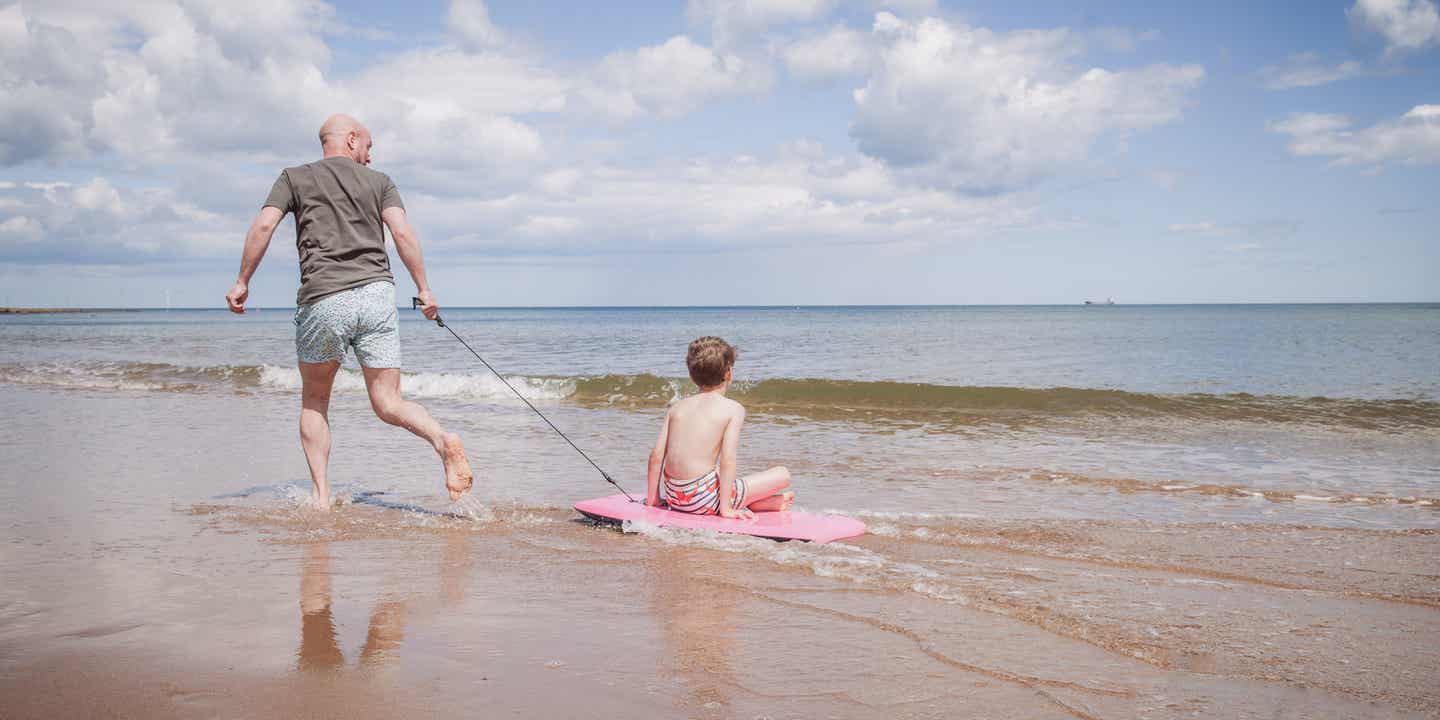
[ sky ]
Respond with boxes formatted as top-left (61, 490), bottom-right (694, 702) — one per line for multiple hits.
top-left (0, 0), bottom-right (1436, 307)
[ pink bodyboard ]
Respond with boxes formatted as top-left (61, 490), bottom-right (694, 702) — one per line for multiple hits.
top-left (574, 494), bottom-right (866, 543)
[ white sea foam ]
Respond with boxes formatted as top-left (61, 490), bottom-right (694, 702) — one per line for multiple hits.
top-left (836, 509), bottom-right (986, 521)
top-left (618, 518), bottom-right (956, 602)
top-left (0, 363), bottom-right (175, 392)
top-left (450, 495), bottom-right (497, 523)
top-left (256, 364), bottom-right (575, 403)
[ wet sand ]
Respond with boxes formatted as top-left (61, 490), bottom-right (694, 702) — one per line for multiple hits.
top-left (1, 385), bottom-right (1438, 719)
top-left (4, 503), bottom-right (1438, 718)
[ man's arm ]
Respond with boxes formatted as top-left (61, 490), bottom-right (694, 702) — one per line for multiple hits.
top-left (226, 206), bottom-right (284, 314)
top-left (381, 206), bottom-right (439, 321)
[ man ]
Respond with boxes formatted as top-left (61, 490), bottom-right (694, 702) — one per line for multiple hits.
top-left (225, 114), bottom-right (473, 508)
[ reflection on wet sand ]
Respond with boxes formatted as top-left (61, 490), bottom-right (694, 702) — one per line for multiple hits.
top-left (648, 547), bottom-right (738, 713)
top-left (298, 532), bottom-right (476, 673)
top-left (299, 542), bottom-right (345, 672)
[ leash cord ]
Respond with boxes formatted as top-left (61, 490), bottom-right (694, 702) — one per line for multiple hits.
top-left (412, 298), bottom-right (637, 503)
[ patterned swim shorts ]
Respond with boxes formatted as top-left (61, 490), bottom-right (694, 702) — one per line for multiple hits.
top-left (663, 467), bottom-right (747, 515)
top-left (294, 280), bottom-right (401, 367)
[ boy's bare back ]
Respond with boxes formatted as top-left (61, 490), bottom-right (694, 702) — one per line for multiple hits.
top-left (645, 335), bottom-right (794, 516)
top-left (660, 392), bottom-right (744, 480)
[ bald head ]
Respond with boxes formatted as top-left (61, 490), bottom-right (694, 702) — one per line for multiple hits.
top-left (318, 114), bottom-right (373, 165)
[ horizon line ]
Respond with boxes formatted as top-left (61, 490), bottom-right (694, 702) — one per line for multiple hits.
top-left (5, 300), bottom-right (1440, 312)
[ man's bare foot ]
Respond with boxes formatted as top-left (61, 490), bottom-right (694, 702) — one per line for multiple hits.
top-left (440, 432), bottom-right (474, 501)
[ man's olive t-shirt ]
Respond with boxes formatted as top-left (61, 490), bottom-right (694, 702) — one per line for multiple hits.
top-left (264, 156), bottom-right (403, 306)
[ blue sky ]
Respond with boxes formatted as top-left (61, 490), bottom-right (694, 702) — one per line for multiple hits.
top-left (0, 0), bottom-right (1435, 307)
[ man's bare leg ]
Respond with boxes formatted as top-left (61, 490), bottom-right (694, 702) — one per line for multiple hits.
top-left (299, 361), bottom-right (341, 510)
top-left (361, 366), bottom-right (474, 500)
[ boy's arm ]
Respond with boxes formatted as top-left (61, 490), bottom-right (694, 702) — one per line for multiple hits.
top-left (645, 410), bottom-right (671, 507)
top-left (717, 405), bottom-right (753, 520)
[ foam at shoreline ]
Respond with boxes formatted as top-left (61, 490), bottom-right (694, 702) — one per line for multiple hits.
top-left (2, 360), bottom-right (1437, 430)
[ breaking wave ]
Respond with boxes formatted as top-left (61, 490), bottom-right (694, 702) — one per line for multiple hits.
top-left (2, 361), bottom-right (1437, 430)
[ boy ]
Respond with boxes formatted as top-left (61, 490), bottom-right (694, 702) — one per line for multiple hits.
top-left (646, 336), bottom-right (795, 518)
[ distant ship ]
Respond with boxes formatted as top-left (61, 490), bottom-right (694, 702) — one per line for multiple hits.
top-left (1083, 297), bottom-right (1116, 305)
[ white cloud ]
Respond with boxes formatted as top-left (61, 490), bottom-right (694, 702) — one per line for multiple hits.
top-left (1147, 168), bottom-right (1180, 190)
top-left (403, 143), bottom-right (1041, 259)
top-left (351, 48), bottom-right (564, 118)
top-left (875, 0), bottom-right (938, 15)
top-left (0, 3), bottom-right (106, 164)
top-left (1089, 27), bottom-right (1160, 53)
top-left (1168, 222), bottom-right (1233, 235)
top-left (0, 177), bottom-right (239, 261)
top-left (0, 0), bottom-right (775, 176)
top-left (1258, 52), bottom-right (1365, 89)
top-left (448, 0), bottom-right (504, 50)
top-left (1348, 0), bottom-right (1440, 54)
top-left (0, 0), bottom-right (341, 166)
top-left (1167, 221), bottom-right (1298, 243)
top-left (849, 13), bottom-right (1204, 193)
top-left (515, 215), bottom-right (582, 236)
top-left (534, 169), bottom-right (583, 195)
top-left (687, 0), bottom-right (834, 47)
top-left (0, 0), bottom-right (562, 193)
top-left (0, 215), bottom-right (42, 241)
top-left (340, 48), bottom-right (561, 179)
top-left (577, 35), bottom-right (773, 120)
top-left (1270, 105), bottom-right (1440, 167)
top-left (783, 25), bottom-right (874, 80)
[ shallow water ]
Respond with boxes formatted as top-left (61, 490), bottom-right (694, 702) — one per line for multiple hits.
top-left (1, 305), bottom-right (1437, 718)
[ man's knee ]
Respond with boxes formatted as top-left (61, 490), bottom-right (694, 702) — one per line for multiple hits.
top-left (370, 394), bottom-right (405, 425)
top-left (301, 388), bottom-right (332, 410)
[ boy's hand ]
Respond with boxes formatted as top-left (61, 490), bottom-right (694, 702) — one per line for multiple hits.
top-left (720, 508), bottom-right (755, 521)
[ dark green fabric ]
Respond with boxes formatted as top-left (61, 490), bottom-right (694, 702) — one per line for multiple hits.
top-left (265, 156), bottom-right (405, 306)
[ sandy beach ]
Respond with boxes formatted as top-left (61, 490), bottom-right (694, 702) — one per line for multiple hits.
top-left (2, 335), bottom-right (1437, 720)
top-left (4, 0), bottom-right (1438, 714)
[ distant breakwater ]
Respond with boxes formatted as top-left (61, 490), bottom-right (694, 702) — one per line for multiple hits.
top-left (0, 307), bottom-right (137, 314)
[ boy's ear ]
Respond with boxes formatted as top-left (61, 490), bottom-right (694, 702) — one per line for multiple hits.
top-left (725, 366), bottom-right (733, 382)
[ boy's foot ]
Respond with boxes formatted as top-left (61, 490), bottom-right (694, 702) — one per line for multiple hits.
top-left (440, 433), bottom-right (474, 501)
top-left (310, 492), bottom-right (332, 512)
top-left (747, 490), bottom-right (796, 513)
top-left (776, 490), bottom-right (795, 511)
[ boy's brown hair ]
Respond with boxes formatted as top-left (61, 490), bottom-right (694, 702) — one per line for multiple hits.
top-left (686, 336), bottom-right (737, 388)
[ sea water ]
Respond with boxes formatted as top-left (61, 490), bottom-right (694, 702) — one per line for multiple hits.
top-left (1, 303), bottom-right (1436, 528)
top-left (2, 304), bottom-right (1438, 717)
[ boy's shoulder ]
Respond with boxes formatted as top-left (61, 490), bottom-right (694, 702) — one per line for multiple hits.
top-left (712, 394), bottom-right (746, 421)
top-left (670, 393), bottom-right (745, 418)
